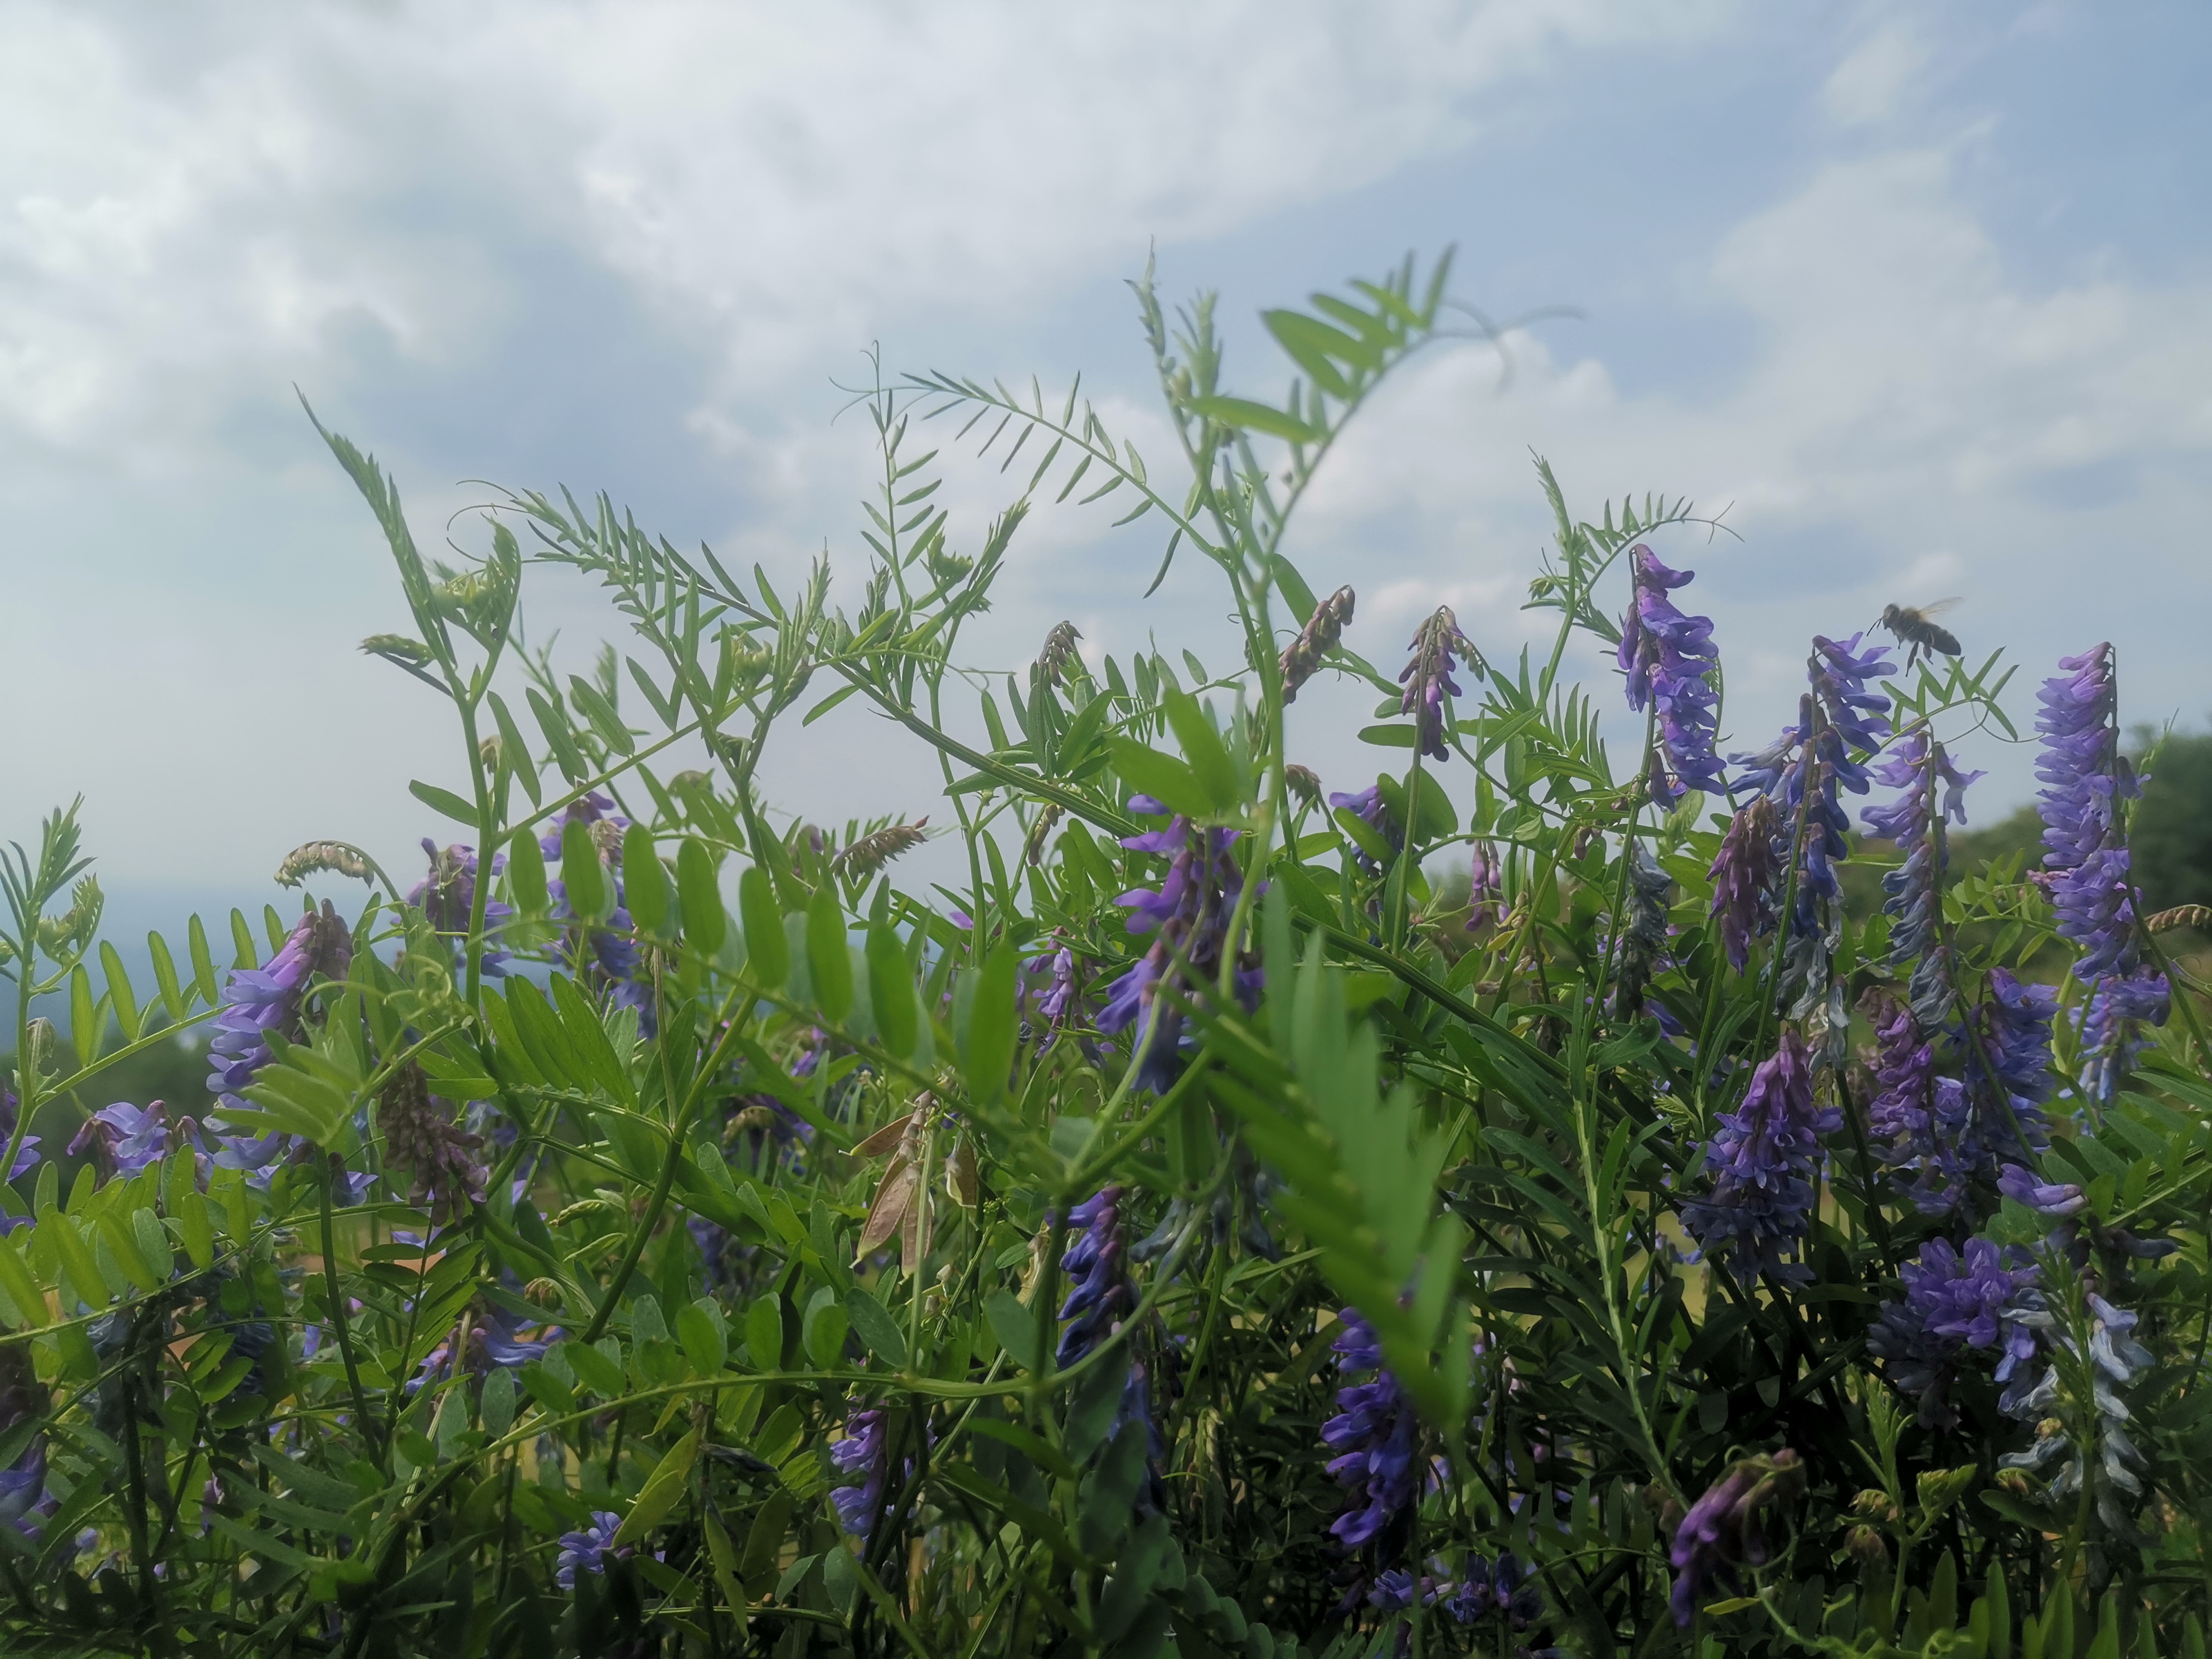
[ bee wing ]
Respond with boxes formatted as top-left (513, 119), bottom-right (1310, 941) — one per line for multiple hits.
top-left (851, 1113), bottom-right (915, 1158)
top-left (1917, 596), bottom-right (1963, 617)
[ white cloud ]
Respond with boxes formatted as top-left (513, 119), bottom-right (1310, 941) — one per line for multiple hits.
top-left (1823, 20), bottom-right (1930, 128)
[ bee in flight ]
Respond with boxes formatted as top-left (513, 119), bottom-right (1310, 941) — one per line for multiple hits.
top-left (1879, 599), bottom-right (1963, 670)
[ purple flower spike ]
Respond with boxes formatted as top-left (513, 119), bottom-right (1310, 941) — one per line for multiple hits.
top-left (1617, 545), bottom-right (1726, 803)
top-left (1327, 784), bottom-right (1401, 877)
top-left (206, 901), bottom-right (354, 1113)
top-left (1708, 797), bottom-right (1779, 973)
top-left (1863, 727), bottom-right (1981, 1027)
top-left (1867, 1238), bottom-right (2041, 1426)
top-left (1321, 1310), bottom-right (1419, 1583)
top-left (1998, 1162), bottom-right (2087, 1216)
top-left (1398, 607), bottom-right (1478, 763)
top-left (69, 1100), bottom-right (190, 1186)
top-left (1098, 811), bottom-right (1260, 1094)
top-left (1681, 1027), bottom-right (1839, 1286)
top-left (830, 1405), bottom-right (891, 1537)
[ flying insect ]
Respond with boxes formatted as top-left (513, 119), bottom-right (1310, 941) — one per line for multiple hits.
top-left (1880, 599), bottom-right (1962, 670)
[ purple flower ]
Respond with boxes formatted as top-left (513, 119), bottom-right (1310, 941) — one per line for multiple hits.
top-left (0, 1086), bottom-right (37, 1183)
top-left (1867, 1238), bottom-right (2040, 1426)
top-left (555, 1510), bottom-right (628, 1589)
top-left (1058, 1188), bottom-right (1133, 1366)
top-left (1281, 585), bottom-right (1355, 704)
top-left (206, 900), bottom-right (354, 1113)
top-left (1860, 993), bottom-right (1970, 1215)
top-left (1668, 1449), bottom-right (1804, 1627)
top-left (1328, 784), bottom-right (1401, 877)
top-left (1617, 545), bottom-right (1726, 802)
top-left (1466, 843), bottom-right (1504, 943)
top-left (1398, 607), bottom-right (1478, 763)
top-left (2035, 644), bottom-right (2161, 1000)
top-left (1097, 799), bottom-right (1260, 1094)
top-left (1681, 1027), bottom-right (1839, 1286)
top-left (1707, 797), bottom-right (1779, 973)
top-left (1998, 1162), bottom-right (2087, 1216)
top-left (409, 838), bottom-right (513, 977)
top-left (2073, 966), bottom-right (2170, 1106)
top-left (830, 1405), bottom-right (891, 1536)
top-left (1024, 943), bottom-right (1080, 1037)
top-left (409, 1303), bottom-right (559, 1393)
top-left (1862, 727), bottom-right (1981, 1027)
top-left (1437, 1551), bottom-right (1544, 1628)
top-left (1321, 1310), bottom-right (1419, 1582)
top-left (69, 1100), bottom-right (189, 1185)
top-left (1967, 967), bottom-right (2058, 1163)
top-left (0, 1347), bottom-right (51, 1537)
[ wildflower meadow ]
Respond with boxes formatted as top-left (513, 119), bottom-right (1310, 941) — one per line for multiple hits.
top-left (3, 251), bottom-right (2208, 1657)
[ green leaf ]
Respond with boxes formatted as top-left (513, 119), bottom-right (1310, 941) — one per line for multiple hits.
top-left (479, 1368), bottom-right (517, 1436)
top-left (622, 823), bottom-right (672, 937)
top-left (806, 887), bottom-right (853, 1022)
top-left (1187, 395), bottom-right (1320, 445)
top-left (560, 819), bottom-right (612, 923)
top-left (187, 914), bottom-right (220, 1006)
top-left (962, 944), bottom-right (1021, 1108)
top-left (745, 1296), bottom-right (785, 1372)
top-left (488, 691), bottom-right (543, 808)
top-left (99, 942), bottom-right (140, 1044)
top-left (677, 1299), bottom-right (728, 1375)
top-left (677, 840), bottom-right (726, 957)
top-left (507, 824), bottom-right (550, 915)
top-left (984, 1290), bottom-right (1040, 1373)
top-left (739, 865), bottom-right (788, 987)
top-left (866, 926), bottom-right (918, 1060)
top-left (803, 1297), bottom-right (848, 1368)
top-left (1161, 692), bottom-right (1236, 811)
top-left (147, 931), bottom-right (185, 1022)
top-left (565, 1339), bottom-right (625, 1398)
top-left (1357, 723), bottom-right (1418, 749)
top-left (1107, 738), bottom-right (1207, 818)
top-left (843, 1286), bottom-right (909, 1369)
top-left (1263, 308), bottom-right (1374, 395)
top-left (409, 779), bottom-right (481, 827)
top-left (610, 1426), bottom-right (701, 1549)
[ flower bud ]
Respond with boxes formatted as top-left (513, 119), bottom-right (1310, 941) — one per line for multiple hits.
top-left (524, 1278), bottom-right (564, 1308)
top-left (1851, 1488), bottom-right (1898, 1520)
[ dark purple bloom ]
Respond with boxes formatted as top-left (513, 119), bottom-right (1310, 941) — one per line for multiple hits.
top-left (0, 1347), bottom-right (51, 1537)
top-left (1098, 799), bottom-right (1260, 1094)
top-left (1282, 585), bottom-right (1355, 704)
top-left (1867, 1239), bottom-right (2040, 1426)
top-left (69, 1100), bottom-right (188, 1185)
top-left (555, 1510), bottom-right (629, 1589)
top-left (1058, 1187), bottom-right (1132, 1366)
top-left (1321, 1310), bottom-right (1419, 1577)
top-left (1398, 607), bottom-right (1477, 763)
top-left (1863, 727), bottom-right (1981, 1027)
top-left (1024, 943), bottom-right (1080, 1037)
top-left (1681, 1027), bottom-right (1839, 1286)
top-left (379, 1064), bottom-right (488, 1226)
top-left (411, 1303), bottom-right (560, 1391)
top-left (1617, 545), bottom-right (1726, 802)
top-left (830, 1405), bottom-right (891, 1536)
top-left (1437, 1551), bottom-right (1544, 1628)
top-left (1966, 967), bottom-right (2058, 1162)
top-left (206, 900), bottom-right (353, 1113)
top-left (1612, 844), bottom-right (1674, 1018)
top-left (1668, 1450), bottom-right (1804, 1626)
top-left (409, 838), bottom-right (513, 977)
top-left (1707, 797), bottom-right (1779, 973)
top-left (1860, 993), bottom-right (1971, 1215)
top-left (1466, 842), bottom-right (1503, 943)
top-left (2036, 646), bottom-right (2137, 977)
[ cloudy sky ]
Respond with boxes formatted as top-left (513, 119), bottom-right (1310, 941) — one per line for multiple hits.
top-left (4, 1), bottom-right (2208, 929)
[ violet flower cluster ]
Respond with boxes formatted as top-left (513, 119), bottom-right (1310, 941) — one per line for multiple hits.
top-left (409, 837), bottom-right (513, 977)
top-left (206, 900), bottom-right (355, 1181)
top-left (1616, 544), bottom-right (1726, 804)
top-left (830, 1404), bottom-right (893, 1536)
top-left (1862, 727), bottom-right (1980, 1028)
top-left (1866, 1238), bottom-right (2041, 1427)
top-left (555, 1511), bottom-right (629, 1589)
top-left (1320, 1310), bottom-right (1419, 1605)
top-left (1327, 783), bottom-right (1401, 878)
top-left (1707, 795), bottom-right (1779, 974)
top-left (1370, 1550), bottom-right (1543, 1632)
top-left (1999, 1287), bottom-right (2154, 1532)
top-left (1681, 1027), bottom-right (1840, 1286)
top-left (2035, 643), bottom-right (2169, 1099)
top-left (1099, 798), bottom-right (1260, 1094)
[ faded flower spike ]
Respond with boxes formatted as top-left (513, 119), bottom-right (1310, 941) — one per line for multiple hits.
top-left (834, 818), bottom-right (930, 881)
top-left (1035, 620), bottom-right (1083, 686)
top-left (1280, 584), bottom-right (1355, 704)
top-left (1398, 605), bottom-right (1478, 762)
top-left (273, 840), bottom-right (379, 889)
top-left (1668, 1449), bottom-right (1804, 1626)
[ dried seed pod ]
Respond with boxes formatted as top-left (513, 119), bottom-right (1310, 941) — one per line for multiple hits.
top-left (1278, 585), bottom-right (1354, 704)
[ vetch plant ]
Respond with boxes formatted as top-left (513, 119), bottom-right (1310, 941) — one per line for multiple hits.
top-left (0, 245), bottom-right (2205, 1659)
